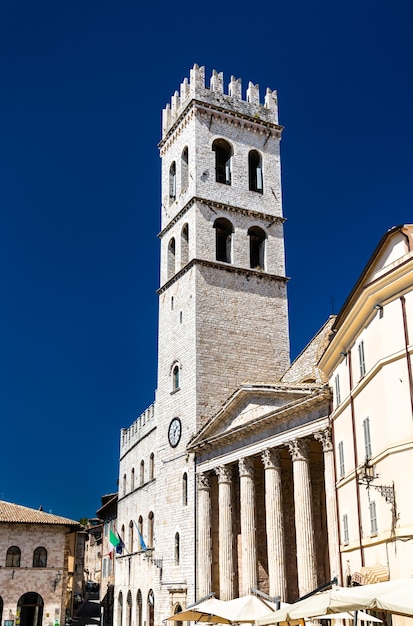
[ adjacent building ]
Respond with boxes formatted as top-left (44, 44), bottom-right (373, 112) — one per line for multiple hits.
top-left (319, 224), bottom-right (413, 587)
top-left (0, 500), bottom-right (81, 626)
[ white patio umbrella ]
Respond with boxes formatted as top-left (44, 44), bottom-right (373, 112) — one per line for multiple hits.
top-left (166, 597), bottom-right (232, 624)
top-left (220, 595), bottom-right (286, 622)
top-left (314, 612), bottom-right (382, 623)
top-left (255, 578), bottom-right (413, 625)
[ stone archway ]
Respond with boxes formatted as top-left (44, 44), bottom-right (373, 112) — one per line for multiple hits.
top-left (17, 593), bottom-right (44, 626)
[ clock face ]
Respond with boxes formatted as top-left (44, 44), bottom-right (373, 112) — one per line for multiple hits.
top-left (168, 417), bottom-right (182, 448)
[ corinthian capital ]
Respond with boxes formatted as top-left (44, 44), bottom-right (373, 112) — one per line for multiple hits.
top-left (314, 428), bottom-right (333, 452)
top-left (196, 472), bottom-right (211, 490)
top-left (261, 448), bottom-right (281, 470)
top-left (238, 457), bottom-right (254, 478)
top-left (288, 439), bottom-right (310, 462)
top-left (215, 465), bottom-right (232, 484)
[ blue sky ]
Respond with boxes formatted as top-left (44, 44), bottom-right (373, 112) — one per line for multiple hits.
top-left (0, 0), bottom-right (412, 521)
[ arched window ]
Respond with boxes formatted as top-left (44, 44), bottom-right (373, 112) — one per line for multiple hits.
top-left (169, 162), bottom-right (176, 202)
top-left (33, 547), bottom-right (47, 568)
top-left (168, 238), bottom-right (176, 280)
top-left (129, 521), bottom-right (134, 553)
top-left (126, 591), bottom-right (132, 626)
top-left (131, 468), bottom-right (135, 491)
top-left (181, 223), bottom-right (189, 267)
top-left (137, 516), bottom-right (144, 550)
top-left (248, 150), bottom-right (263, 193)
top-left (248, 226), bottom-right (266, 269)
top-left (181, 147), bottom-right (188, 192)
top-left (6, 546), bottom-right (21, 567)
top-left (136, 590), bottom-right (143, 626)
top-left (172, 364), bottom-right (180, 390)
top-left (140, 460), bottom-right (145, 486)
top-left (147, 590), bottom-right (154, 626)
top-left (212, 139), bottom-right (232, 185)
top-left (148, 512), bottom-right (154, 548)
top-left (174, 532), bottom-right (180, 565)
top-left (149, 453), bottom-right (155, 480)
top-left (213, 218), bottom-right (233, 263)
top-left (182, 473), bottom-right (188, 506)
top-left (123, 473), bottom-right (127, 495)
top-left (118, 592), bottom-right (123, 626)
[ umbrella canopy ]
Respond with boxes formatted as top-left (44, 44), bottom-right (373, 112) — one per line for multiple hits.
top-left (166, 597), bottom-right (232, 624)
top-left (255, 579), bottom-right (413, 625)
top-left (314, 612), bottom-right (382, 623)
top-left (221, 595), bottom-right (284, 622)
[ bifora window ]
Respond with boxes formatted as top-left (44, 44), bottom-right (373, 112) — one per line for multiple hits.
top-left (213, 218), bottom-right (233, 263)
top-left (212, 139), bottom-right (232, 185)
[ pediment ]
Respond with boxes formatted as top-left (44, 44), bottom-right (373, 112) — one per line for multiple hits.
top-left (189, 382), bottom-right (328, 450)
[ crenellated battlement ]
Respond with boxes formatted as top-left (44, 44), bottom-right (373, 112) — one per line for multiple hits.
top-left (120, 402), bottom-right (156, 453)
top-left (162, 64), bottom-right (279, 138)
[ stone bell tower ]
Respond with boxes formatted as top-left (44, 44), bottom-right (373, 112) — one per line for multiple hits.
top-left (154, 65), bottom-right (290, 614)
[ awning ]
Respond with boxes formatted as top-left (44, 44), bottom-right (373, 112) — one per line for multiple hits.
top-left (351, 565), bottom-right (389, 586)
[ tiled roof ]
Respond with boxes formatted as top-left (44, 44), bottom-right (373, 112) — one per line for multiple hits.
top-left (0, 500), bottom-right (80, 527)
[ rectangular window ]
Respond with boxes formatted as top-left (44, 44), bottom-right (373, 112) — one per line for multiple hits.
top-left (363, 417), bottom-right (372, 459)
top-left (334, 374), bottom-right (341, 406)
top-left (104, 521), bottom-right (108, 537)
top-left (342, 513), bottom-right (349, 544)
top-left (369, 500), bottom-right (378, 535)
top-left (103, 558), bottom-right (107, 579)
top-left (338, 441), bottom-right (345, 478)
top-left (108, 558), bottom-right (112, 576)
top-left (358, 340), bottom-right (366, 377)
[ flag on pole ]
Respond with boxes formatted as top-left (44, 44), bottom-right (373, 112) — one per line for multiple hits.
top-left (134, 521), bottom-right (147, 551)
top-left (109, 529), bottom-right (120, 548)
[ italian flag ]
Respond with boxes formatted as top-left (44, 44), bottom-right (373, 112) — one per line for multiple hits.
top-left (109, 530), bottom-right (120, 548)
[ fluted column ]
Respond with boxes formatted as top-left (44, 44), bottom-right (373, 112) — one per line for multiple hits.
top-left (261, 448), bottom-right (287, 600)
top-left (197, 472), bottom-right (212, 597)
top-left (314, 428), bottom-right (341, 583)
top-left (288, 439), bottom-right (317, 596)
top-left (215, 465), bottom-right (234, 600)
top-left (239, 457), bottom-right (257, 595)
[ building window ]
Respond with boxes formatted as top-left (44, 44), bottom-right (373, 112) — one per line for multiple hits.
top-left (181, 147), bottom-right (188, 192)
top-left (168, 238), bottom-right (176, 280)
top-left (213, 218), bottom-right (233, 263)
top-left (342, 514), bottom-right (349, 544)
top-left (149, 453), bottom-right (155, 480)
top-left (137, 516), bottom-right (144, 550)
top-left (129, 521), bottom-right (134, 553)
top-left (338, 441), bottom-right (345, 478)
top-left (6, 546), bottom-right (21, 567)
top-left (140, 460), bottom-right (145, 486)
top-left (181, 223), bottom-right (189, 267)
top-left (131, 468), bottom-right (135, 491)
top-left (137, 590), bottom-right (143, 626)
top-left (172, 364), bottom-right (180, 390)
top-left (369, 500), bottom-right (378, 535)
top-left (169, 161), bottom-right (176, 202)
top-left (148, 512), bottom-right (154, 547)
top-left (363, 417), bottom-right (372, 459)
top-left (212, 139), bottom-right (232, 185)
top-left (248, 150), bottom-right (263, 193)
top-left (103, 558), bottom-right (107, 579)
top-left (182, 472), bottom-right (188, 506)
top-left (174, 532), bottom-right (180, 565)
top-left (334, 374), bottom-right (341, 406)
top-left (248, 226), bottom-right (266, 269)
top-left (33, 547), bottom-right (47, 567)
top-left (117, 592), bottom-right (123, 626)
top-left (123, 473), bottom-right (127, 495)
top-left (358, 340), bottom-right (366, 377)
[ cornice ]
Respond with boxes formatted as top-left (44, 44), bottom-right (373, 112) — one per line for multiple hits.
top-left (159, 196), bottom-right (285, 238)
top-left (157, 258), bottom-right (288, 295)
top-left (159, 98), bottom-right (283, 151)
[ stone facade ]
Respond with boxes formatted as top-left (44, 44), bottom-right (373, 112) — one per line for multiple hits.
top-left (0, 501), bottom-right (80, 626)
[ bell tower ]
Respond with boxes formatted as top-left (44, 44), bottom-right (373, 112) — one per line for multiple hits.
top-left (154, 65), bottom-right (290, 611)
